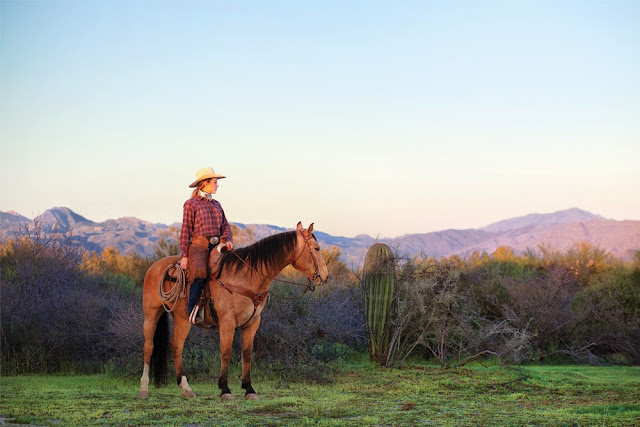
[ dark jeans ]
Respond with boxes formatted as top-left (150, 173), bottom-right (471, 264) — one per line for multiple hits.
top-left (188, 278), bottom-right (206, 313)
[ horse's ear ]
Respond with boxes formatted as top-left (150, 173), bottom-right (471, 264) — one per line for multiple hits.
top-left (297, 222), bottom-right (303, 231)
top-left (308, 223), bottom-right (314, 234)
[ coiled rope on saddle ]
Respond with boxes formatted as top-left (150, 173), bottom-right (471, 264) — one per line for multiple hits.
top-left (158, 263), bottom-right (187, 312)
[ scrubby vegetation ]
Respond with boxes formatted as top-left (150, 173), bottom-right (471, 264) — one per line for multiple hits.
top-left (385, 245), bottom-right (640, 369)
top-left (1, 221), bottom-right (638, 378)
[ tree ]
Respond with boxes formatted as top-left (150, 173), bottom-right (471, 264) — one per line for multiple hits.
top-left (320, 246), bottom-right (357, 287)
top-left (230, 224), bottom-right (257, 247)
top-left (82, 247), bottom-right (151, 286)
top-left (153, 227), bottom-right (180, 259)
top-left (492, 246), bottom-right (515, 262)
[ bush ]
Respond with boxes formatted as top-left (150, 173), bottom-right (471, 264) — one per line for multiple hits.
top-left (570, 268), bottom-right (640, 364)
top-left (0, 222), bottom-right (141, 375)
top-left (257, 283), bottom-right (365, 365)
top-left (392, 258), bottom-right (534, 368)
top-left (467, 250), bottom-right (640, 365)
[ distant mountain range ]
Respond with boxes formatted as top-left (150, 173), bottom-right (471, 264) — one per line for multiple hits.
top-left (1, 207), bottom-right (638, 265)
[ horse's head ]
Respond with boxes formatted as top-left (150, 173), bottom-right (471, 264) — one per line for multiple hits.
top-left (291, 222), bottom-right (329, 286)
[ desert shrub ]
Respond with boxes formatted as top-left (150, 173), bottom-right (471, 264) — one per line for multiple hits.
top-left (356, 252), bottom-right (535, 369)
top-left (152, 227), bottom-right (181, 259)
top-left (569, 268), bottom-right (640, 364)
top-left (466, 247), bottom-right (640, 365)
top-left (397, 259), bottom-right (534, 368)
top-left (538, 243), bottom-right (622, 285)
top-left (102, 301), bottom-right (146, 375)
top-left (256, 282), bottom-right (364, 364)
top-left (82, 247), bottom-right (152, 287)
top-left (0, 223), bottom-right (140, 374)
top-left (511, 267), bottom-right (577, 354)
top-left (257, 283), bottom-right (362, 382)
top-left (321, 246), bottom-right (358, 287)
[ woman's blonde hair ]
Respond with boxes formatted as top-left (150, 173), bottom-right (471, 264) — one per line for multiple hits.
top-left (191, 179), bottom-right (211, 198)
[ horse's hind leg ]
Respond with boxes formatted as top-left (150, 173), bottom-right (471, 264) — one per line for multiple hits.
top-left (171, 315), bottom-right (196, 398)
top-left (139, 307), bottom-right (164, 398)
top-left (241, 317), bottom-right (261, 400)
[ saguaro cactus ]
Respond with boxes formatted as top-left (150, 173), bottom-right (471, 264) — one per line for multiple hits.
top-left (363, 243), bottom-right (396, 365)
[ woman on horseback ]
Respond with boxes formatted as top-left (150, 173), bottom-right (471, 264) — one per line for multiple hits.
top-left (180, 167), bottom-right (234, 325)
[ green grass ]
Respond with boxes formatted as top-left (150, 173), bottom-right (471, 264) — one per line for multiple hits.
top-left (1, 363), bottom-right (639, 426)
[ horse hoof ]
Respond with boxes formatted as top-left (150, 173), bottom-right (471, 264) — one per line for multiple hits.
top-left (138, 391), bottom-right (149, 399)
top-left (220, 393), bottom-right (235, 401)
top-left (182, 390), bottom-right (196, 398)
top-left (245, 393), bottom-right (260, 401)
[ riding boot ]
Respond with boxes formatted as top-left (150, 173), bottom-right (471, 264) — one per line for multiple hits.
top-left (188, 278), bottom-right (205, 314)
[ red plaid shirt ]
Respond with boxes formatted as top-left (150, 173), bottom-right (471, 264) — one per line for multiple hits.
top-left (180, 196), bottom-right (233, 258)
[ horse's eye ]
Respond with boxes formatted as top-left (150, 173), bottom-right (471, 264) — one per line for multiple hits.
top-left (314, 248), bottom-right (320, 252)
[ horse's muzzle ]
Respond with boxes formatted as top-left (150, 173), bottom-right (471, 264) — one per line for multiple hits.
top-left (313, 274), bottom-right (328, 286)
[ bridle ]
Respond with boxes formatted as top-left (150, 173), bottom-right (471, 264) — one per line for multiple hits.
top-left (290, 229), bottom-right (323, 290)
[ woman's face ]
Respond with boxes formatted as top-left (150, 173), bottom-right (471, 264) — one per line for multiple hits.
top-left (202, 178), bottom-right (219, 194)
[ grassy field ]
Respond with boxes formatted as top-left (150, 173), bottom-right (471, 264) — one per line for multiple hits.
top-left (1, 362), bottom-right (639, 426)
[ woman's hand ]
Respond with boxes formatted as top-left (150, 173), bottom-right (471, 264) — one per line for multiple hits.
top-left (180, 257), bottom-right (188, 270)
top-left (226, 241), bottom-right (234, 250)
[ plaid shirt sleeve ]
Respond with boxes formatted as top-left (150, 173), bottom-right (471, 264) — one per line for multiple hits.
top-left (180, 200), bottom-right (196, 258)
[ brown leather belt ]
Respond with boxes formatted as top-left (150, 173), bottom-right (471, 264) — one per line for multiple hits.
top-left (191, 236), bottom-right (220, 246)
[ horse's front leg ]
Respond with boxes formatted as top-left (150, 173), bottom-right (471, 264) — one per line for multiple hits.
top-left (218, 319), bottom-right (235, 401)
top-left (241, 316), bottom-right (261, 400)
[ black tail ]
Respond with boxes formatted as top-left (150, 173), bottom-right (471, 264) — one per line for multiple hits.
top-left (150, 311), bottom-right (169, 387)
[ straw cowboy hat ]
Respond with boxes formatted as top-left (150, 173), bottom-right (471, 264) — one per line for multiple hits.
top-left (189, 167), bottom-right (226, 188)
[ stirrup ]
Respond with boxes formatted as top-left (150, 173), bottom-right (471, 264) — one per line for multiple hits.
top-left (189, 306), bottom-right (204, 325)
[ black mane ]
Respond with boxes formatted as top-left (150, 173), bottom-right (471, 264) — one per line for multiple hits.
top-left (223, 230), bottom-right (297, 274)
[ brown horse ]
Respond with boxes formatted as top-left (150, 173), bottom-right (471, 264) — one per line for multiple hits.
top-left (138, 222), bottom-right (328, 400)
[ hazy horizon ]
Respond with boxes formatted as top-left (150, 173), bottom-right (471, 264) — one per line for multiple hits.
top-left (2, 205), bottom-right (632, 239)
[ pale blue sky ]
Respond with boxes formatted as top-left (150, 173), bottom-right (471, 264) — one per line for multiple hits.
top-left (1, 0), bottom-right (639, 237)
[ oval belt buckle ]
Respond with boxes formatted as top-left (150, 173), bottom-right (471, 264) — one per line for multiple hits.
top-left (209, 236), bottom-right (220, 245)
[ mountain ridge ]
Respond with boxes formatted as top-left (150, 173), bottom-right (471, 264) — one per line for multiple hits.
top-left (1, 207), bottom-right (638, 264)
top-left (479, 207), bottom-right (604, 233)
